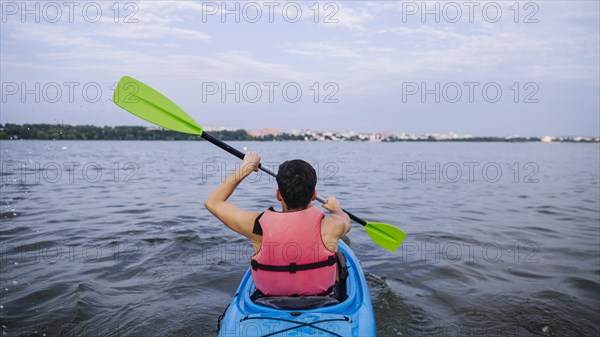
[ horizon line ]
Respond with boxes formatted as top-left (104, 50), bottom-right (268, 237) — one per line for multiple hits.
top-left (1, 122), bottom-right (599, 140)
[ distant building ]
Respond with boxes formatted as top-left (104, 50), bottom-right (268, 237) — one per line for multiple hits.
top-left (204, 126), bottom-right (239, 132)
top-left (247, 128), bottom-right (280, 137)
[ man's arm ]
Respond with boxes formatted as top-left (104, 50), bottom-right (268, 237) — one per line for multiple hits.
top-left (204, 152), bottom-right (261, 240)
top-left (322, 196), bottom-right (351, 238)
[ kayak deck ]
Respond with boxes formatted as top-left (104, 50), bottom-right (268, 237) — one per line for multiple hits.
top-left (217, 241), bottom-right (376, 336)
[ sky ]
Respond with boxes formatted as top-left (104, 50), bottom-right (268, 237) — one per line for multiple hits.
top-left (1, 0), bottom-right (599, 137)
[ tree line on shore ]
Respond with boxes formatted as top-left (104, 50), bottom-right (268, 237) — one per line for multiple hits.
top-left (1, 124), bottom-right (596, 142)
top-left (0, 124), bottom-right (303, 141)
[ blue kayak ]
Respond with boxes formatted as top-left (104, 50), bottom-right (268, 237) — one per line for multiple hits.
top-left (217, 241), bottom-right (376, 336)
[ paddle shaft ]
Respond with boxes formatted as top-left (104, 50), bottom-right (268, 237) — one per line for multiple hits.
top-left (113, 76), bottom-right (404, 250)
top-left (200, 131), bottom-right (368, 226)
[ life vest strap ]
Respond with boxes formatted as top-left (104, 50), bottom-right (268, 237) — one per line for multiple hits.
top-left (251, 254), bottom-right (336, 274)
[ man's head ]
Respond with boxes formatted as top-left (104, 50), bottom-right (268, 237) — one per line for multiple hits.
top-left (276, 160), bottom-right (317, 210)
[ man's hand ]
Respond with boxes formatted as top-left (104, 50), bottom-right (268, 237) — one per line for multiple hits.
top-left (322, 196), bottom-right (341, 213)
top-left (242, 151), bottom-right (261, 173)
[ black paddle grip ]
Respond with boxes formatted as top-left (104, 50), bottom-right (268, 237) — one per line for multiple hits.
top-left (345, 210), bottom-right (367, 226)
top-left (201, 132), bottom-right (246, 161)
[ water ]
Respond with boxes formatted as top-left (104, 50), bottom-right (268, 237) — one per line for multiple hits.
top-left (1, 140), bottom-right (598, 336)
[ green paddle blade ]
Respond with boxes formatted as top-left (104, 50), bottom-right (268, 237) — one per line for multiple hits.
top-left (113, 76), bottom-right (203, 135)
top-left (365, 221), bottom-right (407, 251)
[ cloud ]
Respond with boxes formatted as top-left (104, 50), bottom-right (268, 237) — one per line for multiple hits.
top-left (8, 24), bottom-right (100, 48)
top-left (100, 24), bottom-right (210, 41)
top-left (282, 42), bottom-right (363, 58)
top-left (1, 0), bottom-right (597, 135)
top-left (331, 4), bottom-right (375, 31)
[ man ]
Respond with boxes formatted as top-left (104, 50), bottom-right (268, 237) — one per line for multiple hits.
top-left (204, 152), bottom-right (351, 297)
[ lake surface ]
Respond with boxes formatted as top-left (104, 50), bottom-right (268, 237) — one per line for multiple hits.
top-left (1, 140), bottom-right (599, 336)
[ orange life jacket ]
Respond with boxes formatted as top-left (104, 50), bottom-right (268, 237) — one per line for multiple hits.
top-left (250, 206), bottom-right (337, 296)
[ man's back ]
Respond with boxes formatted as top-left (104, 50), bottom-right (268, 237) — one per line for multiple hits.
top-left (204, 154), bottom-right (351, 296)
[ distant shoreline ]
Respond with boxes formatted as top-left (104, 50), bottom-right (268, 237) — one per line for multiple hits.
top-left (1, 124), bottom-right (598, 143)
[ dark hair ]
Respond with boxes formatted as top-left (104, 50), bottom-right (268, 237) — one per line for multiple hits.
top-left (276, 160), bottom-right (317, 210)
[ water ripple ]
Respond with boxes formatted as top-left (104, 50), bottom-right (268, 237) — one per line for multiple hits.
top-left (1, 141), bottom-right (598, 337)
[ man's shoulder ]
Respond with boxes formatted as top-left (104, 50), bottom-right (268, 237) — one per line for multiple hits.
top-left (321, 213), bottom-right (346, 230)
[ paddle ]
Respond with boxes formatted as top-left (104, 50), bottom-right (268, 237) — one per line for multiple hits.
top-left (113, 76), bottom-right (406, 251)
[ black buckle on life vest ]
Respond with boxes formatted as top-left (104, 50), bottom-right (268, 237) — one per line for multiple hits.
top-left (251, 260), bottom-right (258, 271)
top-left (289, 262), bottom-right (297, 274)
top-left (326, 255), bottom-right (336, 266)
